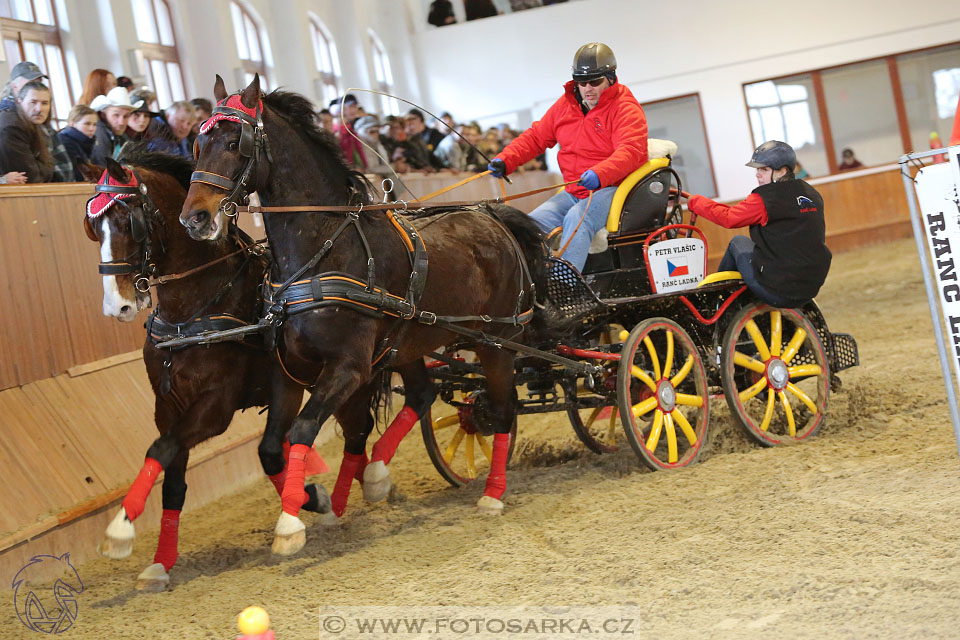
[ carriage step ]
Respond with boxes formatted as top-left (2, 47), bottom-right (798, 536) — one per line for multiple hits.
top-left (831, 333), bottom-right (859, 372)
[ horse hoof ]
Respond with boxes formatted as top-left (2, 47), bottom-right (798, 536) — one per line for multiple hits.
top-left (362, 477), bottom-right (392, 503)
top-left (135, 563), bottom-right (170, 592)
top-left (100, 509), bottom-right (135, 559)
top-left (476, 495), bottom-right (504, 515)
top-left (363, 460), bottom-right (389, 484)
top-left (272, 512), bottom-right (306, 556)
top-left (318, 511), bottom-right (341, 527)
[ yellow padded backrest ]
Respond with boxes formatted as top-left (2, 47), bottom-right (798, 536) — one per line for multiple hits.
top-left (606, 157), bottom-right (672, 233)
top-left (697, 271), bottom-right (743, 287)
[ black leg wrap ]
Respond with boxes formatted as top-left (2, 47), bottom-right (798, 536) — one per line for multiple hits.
top-left (161, 478), bottom-right (187, 512)
top-left (146, 436), bottom-right (180, 468)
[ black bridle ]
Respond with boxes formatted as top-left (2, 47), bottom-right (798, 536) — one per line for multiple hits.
top-left (85, 172), bottom-right (160, 292)
top-left (190, 99), bottom-right (271, 217)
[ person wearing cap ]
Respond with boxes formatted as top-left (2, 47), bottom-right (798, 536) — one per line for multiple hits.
top-left (124, 98), bottom-right (159, 143)
top-left (89, 86), bottom-right (142, 166)
top-left (488, 43), bottom-right (648, 272)
top-left (685, 141), bottom-right (832, 307)
top-left (0, 77), bottom-right (56, 183)
top-left (353, 115), bottom-right (394, 176)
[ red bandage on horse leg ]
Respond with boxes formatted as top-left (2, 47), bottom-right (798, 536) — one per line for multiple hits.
top-left (331, 452), bottom-right (366, 517)
top-left (371, 406), bottom-right (418, 466)
top-left (353, 449), bottom-right (369, 483)
top-left (483, 433), bottom-right (511, 500)
top-left (121, 457), bottom-right (163, 522)
top-left (268, 470), bottom-right (286, 496)
top-left (280, 445), bottom-right (310, 516)
top-left (283, 440), bottom-right (330, 475)
top-left (153, 509), bottom-right (181, 571)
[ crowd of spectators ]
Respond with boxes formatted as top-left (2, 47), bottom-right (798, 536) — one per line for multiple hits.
top-left (0, 59), bottom-right (547, 186)
top-left (0, 62), bottom-right (208, 185)
top-left (429, 0), bottom-right (569, 26)
top-left (322, 93), bottom-right (545, 177)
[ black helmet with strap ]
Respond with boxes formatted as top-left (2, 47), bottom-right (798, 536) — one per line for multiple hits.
top-left (746, 140), bottom-right (797, 171)
top-left (572, 43), bottom-right (617, 82)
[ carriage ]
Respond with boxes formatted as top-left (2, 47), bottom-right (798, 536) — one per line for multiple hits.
top-left (419, 148), bottom-right (860, 485)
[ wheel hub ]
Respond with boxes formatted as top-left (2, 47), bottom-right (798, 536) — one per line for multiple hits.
top-left (656, 380), bottom-right (676, 412)
top-left (766, 358), bottom-right (789, 390)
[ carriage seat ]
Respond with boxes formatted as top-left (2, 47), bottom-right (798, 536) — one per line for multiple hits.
top-left (697, 271), bottom-right (743, 287)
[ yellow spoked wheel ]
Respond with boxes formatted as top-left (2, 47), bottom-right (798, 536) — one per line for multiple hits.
top-left (421, 393), bottom-right (518, 488)
top-left (568, 383), bottom-right (622, 454)
top-left (720, 304), bottom-right (829, 446)
top-left (618, 318), bottom-right (710, 470)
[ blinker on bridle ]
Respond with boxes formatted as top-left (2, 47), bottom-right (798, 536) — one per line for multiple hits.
top-left (86, 175), bottom-right (158, 292)
top-left (190, 97), bottom-right (271, 218)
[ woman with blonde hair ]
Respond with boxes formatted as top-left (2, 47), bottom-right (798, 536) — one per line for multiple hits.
top-left (78, 68), bottom-right (117, 106)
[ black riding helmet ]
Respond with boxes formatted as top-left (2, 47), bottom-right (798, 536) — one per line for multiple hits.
top-left (746, 140), bottom-right (797, 171)
top-left (572, 43), bottom-right (617, 82)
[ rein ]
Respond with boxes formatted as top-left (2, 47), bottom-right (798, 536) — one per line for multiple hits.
top-left (142, 235), bottom-right (267, 289)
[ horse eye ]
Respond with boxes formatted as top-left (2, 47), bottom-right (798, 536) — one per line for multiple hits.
top-left (229, 141), bottom-right (238, 151)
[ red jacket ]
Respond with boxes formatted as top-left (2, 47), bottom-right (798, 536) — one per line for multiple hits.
top-left (496, 81), bottom-right (648, 199)
top-left (687, 193), bottom-right (768, 228)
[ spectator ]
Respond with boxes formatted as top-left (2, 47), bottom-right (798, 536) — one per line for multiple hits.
top-left (465, 0), bottom-right (499, 20)
top-left (435, 124), bottom-right (467, 171)
top-left (0, 171), bottom-right (27, 184)
top-left (428, 0), bottom-right (457, 26)
top-left (794, 160), bottom-right (809, 180)
top-left (124, 100), bottom-right (158, 144)
top-left (510, 0), bottom-right (542, 10)
top-left (354, 115), bottom-right (393, 176)
top-left (188, 97), bottom-right (212, 147)
top-left (78, 68), bottom-right (117, 106)
top-left (838, 148), bottom-right (863, 171)
top-left (116, 76), bottom-right (134, 91)
top-left (145, 101), bottom-right (196, 157)
top-left (331, 95), bottom-right (366, 170)
top-left (318, 108), bottom-right (335, 135)
top-left (330, 94), bottom-right (361, 124)
top-left (0, 60), bottom-right (47, 102)
top-left (405, 108), bottom-right (445, 168)
top-left (131, 87), bottom-right (159, 112)
top-left (437, 111), bottom-right (456, 134)
top-left (0, 80), bottom-right (55, 183)
top-left (89, 86), bottom-right (141, 165)
top-left (479, 127), bottom-right (502, 158)
top-left (59, 105), bottom-right (98, 180)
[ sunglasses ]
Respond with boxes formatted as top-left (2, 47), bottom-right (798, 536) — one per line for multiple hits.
top-left (575, 78), bottom-right (606, 88)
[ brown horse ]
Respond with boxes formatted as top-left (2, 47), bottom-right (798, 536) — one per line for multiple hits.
top-left (86, 150), bottom-right (331, 589)
top-left (180, 76), bottom-right (548, 555)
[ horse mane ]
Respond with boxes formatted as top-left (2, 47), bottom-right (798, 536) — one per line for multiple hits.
top-left (117, 144), bottom-right (195, 189)
top-left (262, 89), bottom-right (373, 204)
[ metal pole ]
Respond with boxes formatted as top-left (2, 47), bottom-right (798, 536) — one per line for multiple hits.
top-left (900, 157), bottom-right (960, 462)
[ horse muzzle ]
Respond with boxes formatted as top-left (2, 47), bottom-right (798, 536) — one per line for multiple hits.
top-left (181, 207), bottom-right (223, 241)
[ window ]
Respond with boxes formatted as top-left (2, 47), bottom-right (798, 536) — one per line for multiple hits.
top-left (1, 0), bottom-right (73, 128)
top-left (230, 1), bottom-right (269, 90)
top-left (130, 0), bottom-right (185, 109)
top-left (309, 17), bottom-right (340, 107)
top-left (744, 41), bottom-right (960, 176)
top-left (642, 94), bottom-right (717, 198)
top-left (369, 30), bottom-right (398, 115)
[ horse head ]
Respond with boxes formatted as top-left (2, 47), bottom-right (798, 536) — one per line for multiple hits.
top-left (181, 74), bottom-right (268, 241)
top-left (83, 156), bottom-right (177, 321)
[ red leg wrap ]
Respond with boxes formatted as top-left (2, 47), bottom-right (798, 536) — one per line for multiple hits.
top-left (153, 509), bottom-right (180, 571)
top-left (331, 452), bottom-right (366, 517)
top-left (483, 433), bottom-right (511, 500)
top-left (283, 440), bottom-right (329, 475)
top-left (268, 470), bottom-right (287, 496)
top-left (353, 450), bottom-right (369, 483)
top-left (280, 445), bottom-right (310, 516)
top-left (121, 457), bottom-right (163, 522)
top-left (371, 406), bottom-right (418, 466)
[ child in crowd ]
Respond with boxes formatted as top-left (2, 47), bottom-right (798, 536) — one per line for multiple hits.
top-left (58, 105), bottom-right (98, 180)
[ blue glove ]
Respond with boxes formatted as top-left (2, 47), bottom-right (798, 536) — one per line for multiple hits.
top-left (488, 158), bottom-right (507, 178)
top-left (579, 169), bottom-right (600, 191)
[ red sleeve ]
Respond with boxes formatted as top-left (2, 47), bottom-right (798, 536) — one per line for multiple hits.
top-left (688, 193), bottom-right (768, 228)
top-left (591, 102), bottom-right (648, 188)
top-left (496, 98), bottom-right (561, 174)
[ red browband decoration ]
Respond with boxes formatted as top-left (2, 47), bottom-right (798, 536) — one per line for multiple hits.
top-left (87, 169), bottom-right (139, 218)
top-left (198, 94), bottom-right (263, 135)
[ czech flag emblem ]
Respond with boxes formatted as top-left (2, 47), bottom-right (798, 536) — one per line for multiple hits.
top-left (667, 258), bottom-right (689, 277)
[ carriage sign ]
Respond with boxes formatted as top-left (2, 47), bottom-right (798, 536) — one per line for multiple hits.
top-left (913, 146), bottom-right (960, 402)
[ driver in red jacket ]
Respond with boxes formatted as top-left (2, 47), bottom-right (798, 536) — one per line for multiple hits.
top-left (489, 43), bottom-right (648, 272)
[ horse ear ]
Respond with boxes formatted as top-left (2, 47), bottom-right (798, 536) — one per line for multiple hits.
top-left (214, 74), bottom-right (227, 102)
top-left (77, 161), bottom-right (103, 183)
top-left (240, 73), bottom-right (261, 109)
top-left (104, 157), bottom-right (129, 182)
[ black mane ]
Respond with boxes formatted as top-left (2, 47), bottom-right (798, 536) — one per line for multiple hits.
top-left (118, 145), bottom-right (195, 189)
top-left (262, 89), bottom-right (372, 204)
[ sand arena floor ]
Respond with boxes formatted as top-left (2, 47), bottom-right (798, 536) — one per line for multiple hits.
top-left (5, 238), bottom-right (960, 639)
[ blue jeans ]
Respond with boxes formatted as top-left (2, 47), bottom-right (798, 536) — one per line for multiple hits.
top-left (718, 235), bottom-right (803, 307)
top-left (528, 187), bottom-right (618, 272)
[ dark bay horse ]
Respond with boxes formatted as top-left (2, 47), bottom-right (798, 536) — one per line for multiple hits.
top-left (181, 76), bottom-right (548, 555)
top-left (86, 151), bottom-right (331, 589)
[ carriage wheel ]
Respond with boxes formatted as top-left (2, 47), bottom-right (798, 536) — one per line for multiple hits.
top-left (617, 318), bottom-right (710, 470)
top-left (421, 394), bottom-right (518, 488)
top-left (720, 303), bottom-right (829, 446)
top-left (568, 385), bottom-right (621, 454)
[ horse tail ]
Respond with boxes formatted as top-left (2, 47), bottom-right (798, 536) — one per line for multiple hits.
top-left (369, 367), bottom-right (393, 428)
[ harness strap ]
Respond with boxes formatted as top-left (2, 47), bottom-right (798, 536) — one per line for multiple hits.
top-left (190, 171), bottom-right (236, 191)
top-left (146, 312), bottom-right (255, 346)
top-left (99, 261), bottom-right (138, 275)
top-left (145, 238), bottom-right (267, 288)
